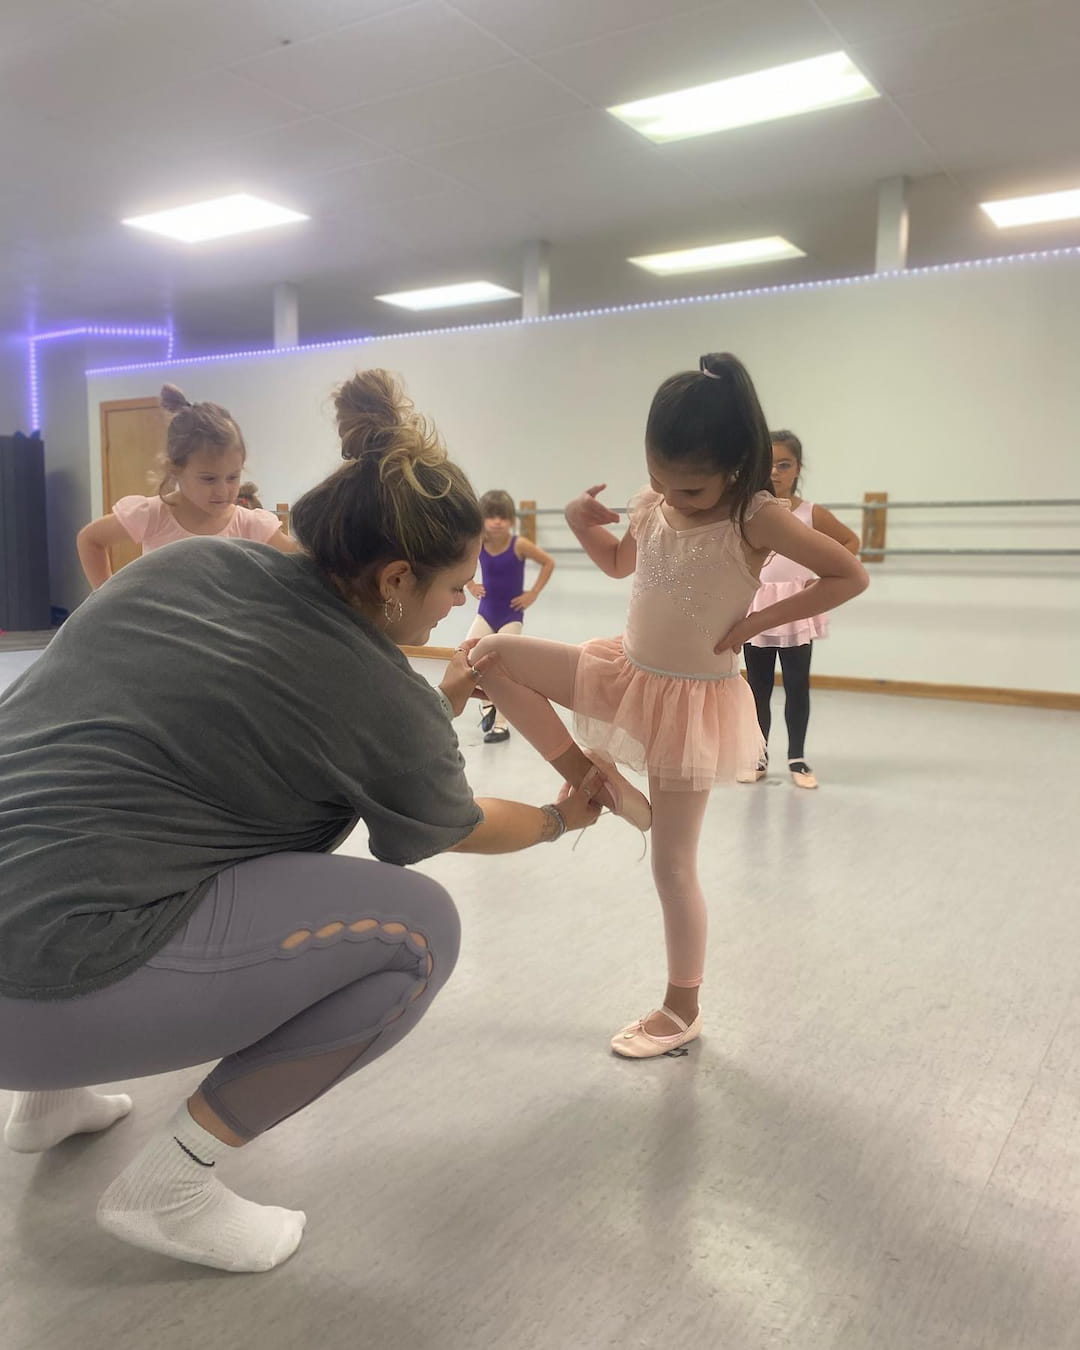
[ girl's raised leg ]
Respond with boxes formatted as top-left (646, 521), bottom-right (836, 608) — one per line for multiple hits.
top-left (470, 634), bottom-right (650, 828)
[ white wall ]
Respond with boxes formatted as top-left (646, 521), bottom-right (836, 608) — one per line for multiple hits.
top-left (87, 254), bottom-right (1080, 693)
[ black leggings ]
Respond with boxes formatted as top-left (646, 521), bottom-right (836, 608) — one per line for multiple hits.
top-left (743, 643), bottom-right (813, 761)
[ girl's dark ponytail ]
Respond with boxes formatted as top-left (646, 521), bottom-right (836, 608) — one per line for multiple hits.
top-left (646, 352), bottom-right (772, 529)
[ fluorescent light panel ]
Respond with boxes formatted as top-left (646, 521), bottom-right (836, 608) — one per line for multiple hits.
top-left (123, 193), bottom-right (309, 242)
top-left (376, 281), bottom-right (520, 311)
top-left (981, 188), bottom-right (1080, 228)
top-left (630, 236), bottom-right (805, 276)
top-left (609, 51), bottom-right (879, 143)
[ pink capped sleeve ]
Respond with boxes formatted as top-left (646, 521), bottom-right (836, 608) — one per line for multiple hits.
top-left (743, 490), bottom-right (787, 522)
top-left (235, 507), bottom-right (285, 543)
top-left (111, 495), bottom-right (155, 543)
top-left (626, 486), bottom-right (661, 538)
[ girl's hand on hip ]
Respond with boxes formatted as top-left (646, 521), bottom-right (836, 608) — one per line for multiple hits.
top-left (566, 484), bottom-right (620, 530)
top-left (713, 617), bottom-right (758, 654)
top-left (440, 644), bottom-right (495, 716)
top-left (510, 591), bottom-right (536, 611)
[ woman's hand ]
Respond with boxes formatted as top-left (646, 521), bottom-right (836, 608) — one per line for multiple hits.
top-left (550, 786), bottom-right (602, 835)
top-left (713, 616), bottom-right (759, 655)
top-left (565, 484), bottom-right (620, 531)
top-left (510, 590), bottom-right (537, 611)
top-left (440, 644), bottom-right (495, 716)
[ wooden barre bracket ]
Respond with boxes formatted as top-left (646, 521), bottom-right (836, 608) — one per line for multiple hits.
top-left (519, 499), bottom-right (537, 544)
top-left (860, 491), bottom-right (887, 562)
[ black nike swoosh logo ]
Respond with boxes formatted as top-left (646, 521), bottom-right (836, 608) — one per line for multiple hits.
top-left (174, 1137), bottom-right (216, 1167)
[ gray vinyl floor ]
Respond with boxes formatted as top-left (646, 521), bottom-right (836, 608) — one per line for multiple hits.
top-left (2, 685), bottom-right (1079, 1350)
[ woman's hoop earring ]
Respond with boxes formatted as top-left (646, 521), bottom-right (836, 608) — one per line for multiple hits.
top-left (382, 596), bottom-right (404, 627)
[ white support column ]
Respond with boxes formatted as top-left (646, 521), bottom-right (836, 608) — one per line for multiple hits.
top-left (522, 240), bottom-right (551, 319)
top-left (875, 176), bottom-right (910, 273)
top-left (273, 282), bottom-right (299, 348)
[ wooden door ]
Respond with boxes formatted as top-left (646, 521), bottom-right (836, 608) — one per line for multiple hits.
top-left (99, 398), bottom-right (167, 574)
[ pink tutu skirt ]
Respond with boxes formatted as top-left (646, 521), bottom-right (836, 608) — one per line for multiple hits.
top-left (572, 637), bottom-right (765, 792)
top-left (747, 580), bottom-right (828, 648)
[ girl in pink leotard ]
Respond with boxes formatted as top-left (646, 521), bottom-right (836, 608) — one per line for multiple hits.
top-left (467, 353), bottom-right (868, 1059)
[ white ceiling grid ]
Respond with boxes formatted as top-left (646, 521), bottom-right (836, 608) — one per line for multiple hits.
top-left (1, 0), bottom-right (1077, 345)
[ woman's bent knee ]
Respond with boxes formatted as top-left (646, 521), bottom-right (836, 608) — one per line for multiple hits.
top-left (402, 871), bottom-right (461, 974)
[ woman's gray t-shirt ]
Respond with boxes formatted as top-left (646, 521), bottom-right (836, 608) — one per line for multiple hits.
top-left (0, 539), bottom-right (482, 1000)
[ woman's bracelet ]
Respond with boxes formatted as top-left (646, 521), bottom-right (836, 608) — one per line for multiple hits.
top-left (435, 688), bottom-right (455, 720)
top-left (538, 803), bottom-right (567, 843)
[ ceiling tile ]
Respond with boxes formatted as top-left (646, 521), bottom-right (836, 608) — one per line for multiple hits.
top-left (234, 1), bottom-right (515, 113)
top-left (532, 0), bottom-right (835, 106)
top-left (5, 13), bottom-right (211, 117)
top-left (446, 0), bottom-right (717, 58)
top-left (292, 156), bottom-right (461, 215)
top-left (410, 110), bottom-right (661, 193)
top-left (331, 61), bottom-right (586, 153)
top-left (0, 0), bottom-right (88, 46)
top-left (813, 0), bottom-right (1048, 46)
top-left (93, 72), bottom-right (309, 170)
top-left (663, 100), bottom-right (944, 200)
top-left (113, 208), bottom-right (400, 295)
top-left (92, 0), bottom-right (415, 62)
top-left (200, 117), bottom-right (386, 188)
top-left (345, 188), bottom-right (542, 257)
top-left (414, 113), bottom-right (725, 239)
top-left (897, 63), bottom-right (1080, 170)
top-left (852, 0), bottom-right (1080, 98)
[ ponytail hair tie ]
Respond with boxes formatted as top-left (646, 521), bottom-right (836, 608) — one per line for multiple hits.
top-left (699, 355), bottom-right (726, 380)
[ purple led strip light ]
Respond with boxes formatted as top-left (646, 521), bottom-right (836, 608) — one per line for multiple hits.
top-left (28, 325), bottom-right (174, 429)
top-left (83, 246), bottom-right (1080, 379)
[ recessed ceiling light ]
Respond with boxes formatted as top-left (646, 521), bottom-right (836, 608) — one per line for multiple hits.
top-left (375, 281), bottom-right (521, 311)
top-left (609, 51), bottom-right (879, 144)
top-left (123, 193), bottom-right (309, 243)
top-left (981, 188), bottom-right (1080, 229)
top-left (629, 236), bottom-right (806, 276)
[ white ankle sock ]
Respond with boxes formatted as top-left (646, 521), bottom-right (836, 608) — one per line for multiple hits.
top-left (97, 1105), bottom-right (306, 1273)
top-left (5, 1088), bottom-right (133, 1153)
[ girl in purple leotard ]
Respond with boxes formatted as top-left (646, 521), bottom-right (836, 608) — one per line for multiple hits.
top-left (465, 490), bottom-right (555, 742)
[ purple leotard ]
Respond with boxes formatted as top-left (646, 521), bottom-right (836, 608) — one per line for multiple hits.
top-left (478, 537), bottom-right (526, 631)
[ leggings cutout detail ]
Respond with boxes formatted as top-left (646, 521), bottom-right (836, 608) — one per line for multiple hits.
top-left (0, 853), bottom-right (462, 1140)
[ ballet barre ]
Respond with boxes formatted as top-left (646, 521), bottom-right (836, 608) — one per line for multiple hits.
top-left (523, 497), bottom-right (1080, 511)
top-left (272, 496), bottom-right (1078, 568)
top-left (828, 498), bottom-right (1080, 510)
top-left (517, 494), bottom-right (1080, 566)
top-left (859, 548), bottom-right (1079, 557)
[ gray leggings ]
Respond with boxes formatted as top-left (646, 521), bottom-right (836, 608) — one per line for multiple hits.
top-left (0, 853), bottom-right (460, 1140)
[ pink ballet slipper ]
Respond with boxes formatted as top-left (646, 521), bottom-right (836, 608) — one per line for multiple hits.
top-left (611, 1006), bottom-right (702, 1059)
top-left (579, 757), bottom-right (651, 833)
top-left (789, 759), bottom-right (818, 789)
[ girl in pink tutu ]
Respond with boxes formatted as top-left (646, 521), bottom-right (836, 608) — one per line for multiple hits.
top-left (741, 430), bottom-right (861, 790)
top-left (467, 354), bottom-right (868, 1058)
